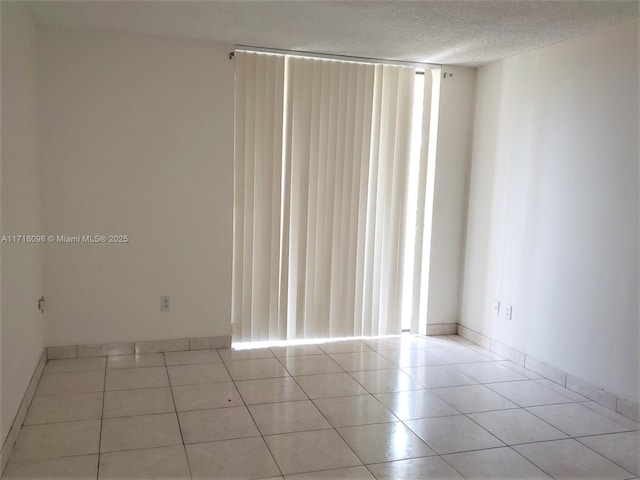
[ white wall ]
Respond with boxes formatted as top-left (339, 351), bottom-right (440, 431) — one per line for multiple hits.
top-left (425, 66), bottom-right (476, 326)
top-left (0, 2), bottom-right (45, 443)
top-left (38, 28), bottom-right (235, 346)
top-left (461, 20), bottom-right (639, 403)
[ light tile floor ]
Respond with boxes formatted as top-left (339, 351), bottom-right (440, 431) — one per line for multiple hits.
top-left (3, 334), bottom-right (639, 479)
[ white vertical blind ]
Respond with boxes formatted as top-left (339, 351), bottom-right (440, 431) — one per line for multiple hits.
top-left (233, 50), bottom-right (425, 341)
top-left (233, 51), bottom-right (286, 341)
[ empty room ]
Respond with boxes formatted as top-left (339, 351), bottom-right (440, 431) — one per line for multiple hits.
top-left (1, 1), bottom-right (638, 479)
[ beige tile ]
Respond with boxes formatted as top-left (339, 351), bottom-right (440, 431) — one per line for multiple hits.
top-left (514, 439), bottom-right (633, 480)
top-left (249, 400), bottom-right (331, 435)
top-left (374, 389), bottom-right (459, 421)
top-left (350, 369), bottom-right (422, 394)
top-left (366, 456), bottom-right (464, 480)
top-left (578, 431), bottom-right (640, 476)
top-left (103, 387), bottom-right (175, 418)
top-left (36, 370), bottom-right (105, 396)
top-left (236, 377), bottom-right (308, 405)
top-left (405, 415), bottom-right (503, 454)
top-left (319, 340), bottom-right (372, 354)
top-left (25, 392), bottom-right (103, 425)
top-left (190, 335), bottom-right (231, 350)
top-left (535, 378), bottom-right (589, 401)
top-left (337, 422), bottom-right (435, 464)
top-left (105, 366), bottom-right (169, 391)
top-left (226, 358), bottom-right (290, 381)
top-left (44, 357), bottom-right (106, 374)
top-left (526, 403), bottom-right (632, 437)
top-left (279, 355), bottom-right (343, 375)
top-left (427, 346), bottom-right (493, 364)
top-left (186, 437), bottom-right (280, 480)
top-left (294, 373), bottom-right (368, 399)
top-left (164, 349), bottom-right (222, 365)
top-left (285, 466), bottom-right (374, 479)
top-left (167, 362), bottom-right (231, 386)
top-left (178, 406), bottom-right (259, 444)
top-left (106, 353), bottom-right (165, 369)
top-left (77, 342), bottom-right (134, 357)
top-left (172, 382), bottom-right (244, 411)
top-left (329, 352), bottom-right (396, 371)
top-left (47, 345), bottom-right (76, 360)
top-left (135, 338), bottom-right (189, 354)
top-left (497, 360), bottom-right (545, 380)
top-left (219, 347), bottom-right (275, 362)
top-left (468, 409), bottom-right (568, 445)
top-left (377, 348), bottom-right (445, 368)
top-left (100, 413), bottom-right (182, 453)
top-left (523, 356), bottom-right (567, 386)
top-left (402, 365), bottom-right (477, 388)
top-left (431, 384), bottom-right (518, 413)
top-left (265, 429), bottom-right (361, 475)
top-left (581, 401), bottom-right (640, 430)
top-left (452, 361), bottom-right (527, 383)
top-left (99, 445), bottom-right (190, 480)
top-left (3, 454), bottom-right (98, 480)
top-left (10, 420), bottom-right (101, 463)
top-left (486, 380), bottom-right (578, 407)
top-left (270, 344), bottom-right (325, 357)
top-left (443, 447), bottom-right (551, 479)
top-left (313, 395), bottom-right (396, 427)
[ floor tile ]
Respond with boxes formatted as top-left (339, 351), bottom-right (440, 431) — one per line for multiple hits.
top-left (497, 360), bottom-right (545, 380)
top-left (103, 387), bottom-right (174, 418)
top-left (236, 377), bottom-right (308, 404)
top-left (270, 344), bottom-right (325, 357)
top-left (25, 392), bottom-right (103, 425)
top-left (186, 437), bottom-right (280, 480)
top-left (172, 381), bottom-right (244, 411)
top-left (105, 366), bottom-right (169, 391)
top-left (178, 406), bottom-right (259, 443)
top-left (526, 403), bottom-right (633, 437)
top-left (402, 365), bottom-right (477, 388)
top-left (374, 389), bottom-right (460, 420)
top-left (167, 362), bottom-right (231, 386)
top-left (279, 355), bottom-right (344, 375)
top-left (452, 361), bottom-right (527, 383)
top-left (295, 373), bottom-right (368, 399)
top-left (428, 346), bottom-right (493, 364)
top-left (329, 352), bottom-right (396, 371)
top-left (366, 456), bottom-right (464, 480)
top-left (580, 401), bottom-right (640, 430)
top-left (313, 395), bottom-right (396, 427)
top-left (10, 420), bottom-right (101, 463)
top-left (218, 347), bottom-right (275, 362)
top-left (249, 400), bottom-right (331, 435)
top-left (350, 369), bottom-right (423, 394)
top-left (513, 438), bottom-right (634, 480)
top-left (535, 378), bottom-right (589, 401)
top-left (285, 465), bottom-right (374, 479)
top-left (2, 454), bottom-right (98, 480)
top-left (106, 353), bottom-right (165, 369)
top-left (431, 384), bottom-right (518, 413)
top-left (442, 446), bottom-right (551, 479)
top-left (486, 380), bottom-right (575, 407)
top-left (405, 415), bottom-right (503, 454)
top-left (319, 340), bottom-right (372, 354)
top-left (35, 370), bottom-right (105, 396)
top-left (44, 357), bottom-right (106, 374)
top-left (226, 358), bottom-right (291, 381)
top-left (377, 348), bottom-right (445, 367)
top-left (337, 422), bottom-right (435, 464)
top-left (98, 445), bottom-right (190, 479)
top-left (578, 431), bottom-right (639, 476)
top-left (468, 408), bottom-right (568, 445)
top-left (164, 349), bottom-right (222, 365)
top-left (100, 413), bottom-right (182, 452)
top-left (265, 429), bottom-right (361, 475)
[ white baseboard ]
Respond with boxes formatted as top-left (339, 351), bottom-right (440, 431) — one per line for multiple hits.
top-left (456, 324), bottom-right (639, 422)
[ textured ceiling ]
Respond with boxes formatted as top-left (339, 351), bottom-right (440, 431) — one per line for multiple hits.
top-left (26, 0), bottom-right (639, 67)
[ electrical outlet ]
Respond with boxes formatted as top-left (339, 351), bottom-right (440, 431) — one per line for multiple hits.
top-left (505, 304), bottom-right (513, 320)
top-left (492, 299), bottom-right (500, 316)
top-left (161, 296), bottom-right (170, 312)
